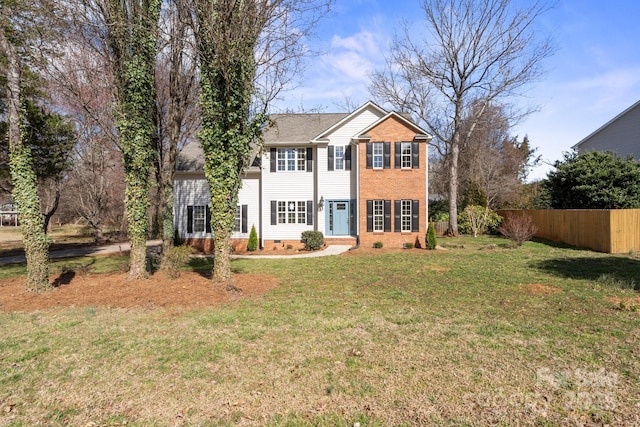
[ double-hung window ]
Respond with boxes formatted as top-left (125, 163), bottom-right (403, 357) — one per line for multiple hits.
top-left (372, 143), bottom-right (383, 169)
top-left (233, 206), bottom-right (242, 232)
top-left (401, 200), bottom-right (412, 232)
top-left (187, 205), bottom-right (211, 234)
top-left (277, 148), bottom-right (306, 172)
top-left (401, 142), bottom-right (412, 169)
top-left (193, 206), bottom-right (206, 232)
top-left (373, 200), bottom-right (384, 232)
top-left (335, 146), bottom-right (345, 170)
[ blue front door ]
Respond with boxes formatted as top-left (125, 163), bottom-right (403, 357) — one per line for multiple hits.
top-left (328, 200), bottom-right (350, 236)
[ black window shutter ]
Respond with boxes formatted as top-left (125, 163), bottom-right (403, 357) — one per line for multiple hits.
top-left (205, 205), bottom-right (212, 233)
top-left (366, 143), bottom-right (372, 169)
top-left (307, 200), bottom-right (313, 225)
top-left (270, 148), bottom-right (277, 172)
top-left (242, 205), bottom-right (248, 234)
top-left (383, 142), bottom-right (391, 169)
top-left (394, 200), bottom-right (401, 232)
top-left (307, 147), bottom-right (313, 172)
top-left (345, 145), bottom-right (352, 170)
top-left (187, 206), bottom-right (193, 233)
top-left (384, 200), bottom-right (391, 232)
top-left (327, 146), bottom-right (334, 171)
top-left (412, 200), bottom-right (420, 232)
top-left (394, 142), bottom-right (401, 169)
top-left (412, 142), bottom-right (419, 169)
top-left (366, 200), bottom-right (373, 232)
top-left (271, 200), bottom-right (277, 225)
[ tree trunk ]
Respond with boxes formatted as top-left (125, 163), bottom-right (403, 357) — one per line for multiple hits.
top-left (1, 29), bottom-right (51, 292)
top-left (447, 132), bottom-right (460, 236)
top-left (213, 224), bottom-right (236, 289)
top-left (125, 170), bottom-right (151, 280)
top-left (42, 181), bottom-right (61, 234)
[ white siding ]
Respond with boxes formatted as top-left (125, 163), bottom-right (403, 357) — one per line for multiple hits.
top-left (234, 174), bottom-right (260, 239)
top-left (174, 174), bottom-right (261, 240)
top-left (261, 149), bottom-right (315, 240)
top-left (174, 176), bottom-right (211, 239)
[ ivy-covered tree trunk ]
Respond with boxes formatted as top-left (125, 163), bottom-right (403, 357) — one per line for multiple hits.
top-left (195, 0), bottom-right (266, 287)
top-left (106, 0), bottom-right (161, 280)
top-left (1, 29), bottom-right (51, 292)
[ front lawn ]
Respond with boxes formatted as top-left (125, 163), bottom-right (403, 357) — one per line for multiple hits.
top-left (1, 236), bottom-right (639, 426)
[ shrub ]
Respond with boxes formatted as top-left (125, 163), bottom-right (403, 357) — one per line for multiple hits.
top-left (403, 242), bottom-right (414, 249)
top-left (161, 245), bottom-right (195, 279)
top-left (498, 213), bottom-right (538, 246)
top-left (247, 225), bottom-right (258, 251)
top-left (426, 222), bottom-right (437, 250)
top-left (373, 241), bottom-right (383, 248)
top-left (432, 212), bottom-right (449, 223)
top-left (458, 205), bottom-right (502, 236)
top-left (301, 231), bottom-right (324, 250)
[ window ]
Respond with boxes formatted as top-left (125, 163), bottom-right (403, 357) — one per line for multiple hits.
top-left (401, 142), bottom-right (412, 169)
top-left (233, 206), bottom-right (241, 232)
top-left (193, 206), bottom-right (206, 232)
top-left (373, 200), bottom-right (384, 232)
top-left (187, 205), bottom-right (211, 234)
top-left (277, 201), bottom-right (306, 224)
top-left (373, 143), bottom-right (383, 169)
top-left (277, 148), bottom-right (306, 171)
top-left (401, 200), bottom-right (412, 232)
top-left (335, 146), bottom-right (344, 170)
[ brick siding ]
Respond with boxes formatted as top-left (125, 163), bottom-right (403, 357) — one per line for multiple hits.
top-left (358, 115), bottom-right (427, 248)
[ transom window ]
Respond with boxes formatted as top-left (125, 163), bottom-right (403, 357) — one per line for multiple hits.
top-left (401, 200), bottom-right (412, 232)
top-left (373, 200), bottom-right (384, 232)
top-left (372, 143), bottom-right (383, 169)
top-left (278, 201), bottom-right (306, 224)
top-left (277, 148), bottom-right (306, 171)
top-left (335, 146), bottom-right (345, 170)
top-left (401, 142), bottom-right (412, 169)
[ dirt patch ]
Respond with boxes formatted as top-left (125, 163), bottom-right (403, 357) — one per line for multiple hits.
top-left (520, 283), bottom-right (561, 295)
top-left (0, 271), bottom-right (279, 312)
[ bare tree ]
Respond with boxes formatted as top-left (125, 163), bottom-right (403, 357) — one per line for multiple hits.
top-left (153, 0), bottom-right (200, 256)
top-left (457, 101), bottom-right (539, 207)
top-left (47, 22), bottom-right (127, 241)
top-left (65, 0), bottom-right (161, 279)
top-left (370, 0), bottom-right (554, 235)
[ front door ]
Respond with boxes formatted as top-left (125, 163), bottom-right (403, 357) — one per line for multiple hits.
top-left (328, 200), bottom-right (350, 236)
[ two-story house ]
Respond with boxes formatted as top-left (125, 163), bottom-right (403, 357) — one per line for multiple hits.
top-left (174, 101), bottom-right (431, 251)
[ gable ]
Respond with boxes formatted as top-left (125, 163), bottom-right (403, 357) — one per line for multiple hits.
top-left (358, 113), bottom-right (431, 142)
top-left (573, 99), bottom-right (640, 158)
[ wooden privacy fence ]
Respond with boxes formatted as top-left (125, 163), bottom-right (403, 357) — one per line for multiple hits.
top-left (497, 209), bottom-right (640, 254)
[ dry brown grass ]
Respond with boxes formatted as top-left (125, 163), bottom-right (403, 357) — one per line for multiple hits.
top-left (1, 236), bottom-right (640, 426)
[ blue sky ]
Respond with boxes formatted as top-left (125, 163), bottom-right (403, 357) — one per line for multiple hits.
top-left (272, 0), bottom-right (640, 181)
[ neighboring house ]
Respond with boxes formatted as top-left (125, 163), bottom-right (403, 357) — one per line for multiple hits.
top-left (573, 99), bottom-right (640, 158)
top-left (174, 101), bottom-right (432, 251)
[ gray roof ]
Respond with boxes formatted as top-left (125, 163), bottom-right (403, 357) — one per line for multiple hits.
top-left (176, 140), bottom-right (205, 172)
top-left (263, 113), bottom-right (349, 144)
top-left (177, 113), bottom-right (350, 172)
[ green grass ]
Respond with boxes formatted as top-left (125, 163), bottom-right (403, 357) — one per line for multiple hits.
top-left (1, 235), bottom-right (640, 425)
